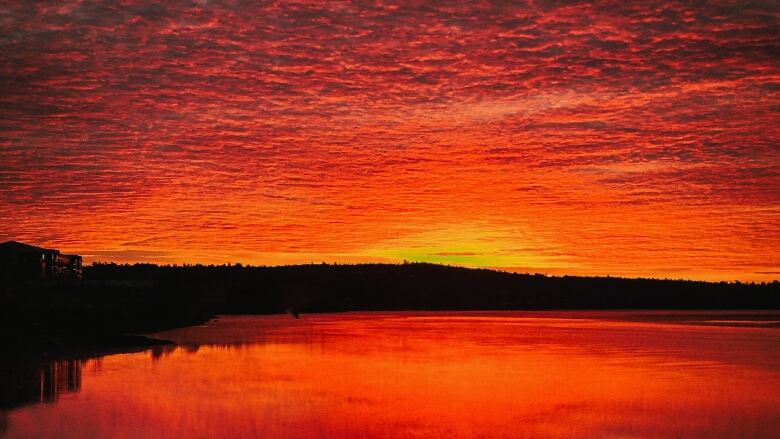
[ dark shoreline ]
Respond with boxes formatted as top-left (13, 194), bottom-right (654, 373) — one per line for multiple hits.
top-left (0, 333), bottom-right (175, 361)
top-left (9, 307), bottom-right (780, 361)
top-left (2, 262), bottom-right (778, 360)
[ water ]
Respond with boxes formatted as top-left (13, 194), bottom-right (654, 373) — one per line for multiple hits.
top-left (2, 311), bottom-right (779, 438)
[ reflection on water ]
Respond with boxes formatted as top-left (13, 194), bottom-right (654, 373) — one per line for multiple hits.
top-left (0, 359), bottom-right (84, 437)
top-left (0, 360), bottom-right (82, 411)
top-left (2, 311), bottom-right (780, 439)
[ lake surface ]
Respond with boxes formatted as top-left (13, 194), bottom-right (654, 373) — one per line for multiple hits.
top-left (2, 311), bottom-right (780, 438)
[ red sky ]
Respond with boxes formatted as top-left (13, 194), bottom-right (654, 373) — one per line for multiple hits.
top-left (1, 1), bottom-right (778, 281)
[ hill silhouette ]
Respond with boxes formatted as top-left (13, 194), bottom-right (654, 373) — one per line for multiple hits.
top-left (1, 262), bottom-right (778, 355)
top-left (85, 261), bottom-right (780, 311)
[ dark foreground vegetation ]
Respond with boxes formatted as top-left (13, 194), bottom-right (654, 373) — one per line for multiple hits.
top-left (1, 262), bottom-right (778, 356)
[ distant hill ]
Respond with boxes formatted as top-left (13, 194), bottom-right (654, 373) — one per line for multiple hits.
top-left (1, 262), bottom-right (778, 355)
top-left (84, 262), bottom-right (779, 312)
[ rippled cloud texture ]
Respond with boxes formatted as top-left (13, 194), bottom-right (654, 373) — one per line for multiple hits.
top-left (1, 1), bottom-right (779, 280)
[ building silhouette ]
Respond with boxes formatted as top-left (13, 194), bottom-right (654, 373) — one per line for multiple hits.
top-left (0, 241), bottom-right (82, 283)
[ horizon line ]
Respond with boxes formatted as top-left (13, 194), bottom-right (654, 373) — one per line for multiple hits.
top-left (85, 260), bottom-right (780, 285)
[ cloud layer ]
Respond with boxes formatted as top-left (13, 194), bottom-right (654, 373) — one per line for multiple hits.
top-left (1, 0), bottom-right (778, 280)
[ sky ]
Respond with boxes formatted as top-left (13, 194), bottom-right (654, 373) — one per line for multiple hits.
top-left (1, 1), bottom-right (778, 281)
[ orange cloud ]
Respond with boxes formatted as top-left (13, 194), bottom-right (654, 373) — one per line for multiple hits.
top-left (0, 1), bottom-right (778, 280)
